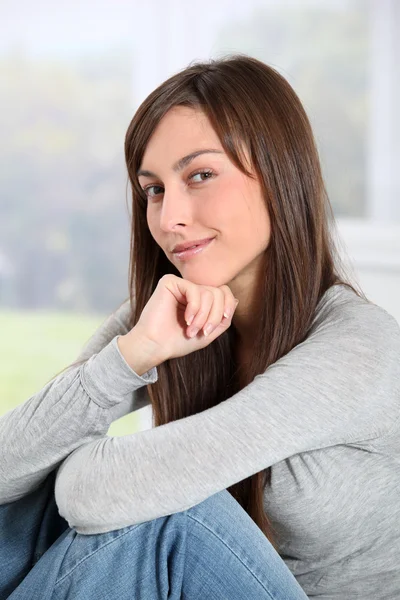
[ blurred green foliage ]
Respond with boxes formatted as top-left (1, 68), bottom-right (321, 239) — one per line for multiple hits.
top-left (0, 309), bottom-right (140, 436)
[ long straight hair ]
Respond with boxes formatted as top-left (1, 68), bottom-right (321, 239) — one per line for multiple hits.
top-left (122, 54), bottom-right (365, 547)
top-left (53, 54), bottom-right (365, 547)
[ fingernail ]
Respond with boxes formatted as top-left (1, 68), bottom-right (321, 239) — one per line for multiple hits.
top-left (235, 299), bottom-right (239, 306)
top-left (223, 310), bottom-right (232, 319)
top-left (186, 315), bottom-right (194, 326)
top-left (189, 327), bottom-right (199, 338)
top-left (203, 324), bottom-right (213, 337)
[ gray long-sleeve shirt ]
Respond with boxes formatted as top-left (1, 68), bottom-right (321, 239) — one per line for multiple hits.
top-left (1, 283), bottom-right (400, 599)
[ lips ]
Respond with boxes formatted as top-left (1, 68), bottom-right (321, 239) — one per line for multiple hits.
top-left (173, 237), bottom-right (214, 261)
top-left (172, 237), bottom-right (215, 253)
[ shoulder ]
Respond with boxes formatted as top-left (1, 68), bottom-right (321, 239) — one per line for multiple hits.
top-left (96, 297), bottom-right (132, 339)
top-left (292, 284), bottom-right (400, 394)
top-left (111, 298), bottom-right (132, 332)
top-left (310, 284), bottom-right (400, 351)
top-left (75, 298), bottom-right (132, 362)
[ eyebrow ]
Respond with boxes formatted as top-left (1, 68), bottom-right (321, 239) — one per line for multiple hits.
top-left (137, 149), bottom-right (224, 178)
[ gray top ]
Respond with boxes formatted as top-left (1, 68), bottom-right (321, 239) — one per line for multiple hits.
top-left (1, 283), bottom-right (400, 599)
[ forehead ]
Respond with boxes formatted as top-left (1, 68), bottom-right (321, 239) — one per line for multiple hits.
top-left (141, 106), bottom-right (223, 163)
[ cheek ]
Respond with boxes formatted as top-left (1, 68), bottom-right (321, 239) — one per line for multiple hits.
top-left (217, 184), bottom-right (269, 250)
top-left (146, 209), bottom-right (159, 240)
top-left (213, 184), bottom-right (253, 233)
top-left (208, 180), bottom-right (243, 223)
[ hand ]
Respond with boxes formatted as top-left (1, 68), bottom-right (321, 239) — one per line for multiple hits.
top-left (129, 274), bottom-right (239, 362)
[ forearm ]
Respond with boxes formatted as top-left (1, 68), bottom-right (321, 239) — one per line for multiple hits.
top-left (0, 336), bottom-right (158, 504)
top-left (0, 362), bottom-right (109, 503)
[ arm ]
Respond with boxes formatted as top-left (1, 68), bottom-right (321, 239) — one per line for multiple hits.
top-left (0, 300), bottom-right (158, 504)
top-left (54, 289), bottom-right (400, 534)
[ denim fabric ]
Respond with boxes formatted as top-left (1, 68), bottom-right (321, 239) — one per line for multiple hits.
top-left (1, 473), bottom-right (308, 599)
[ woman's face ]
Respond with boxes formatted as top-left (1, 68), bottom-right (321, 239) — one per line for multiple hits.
top-left (137, 106), bottom-right (271, 294)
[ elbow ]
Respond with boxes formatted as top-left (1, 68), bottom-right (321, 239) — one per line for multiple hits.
top-left (54, 456), bottom-right (98, 532)
top-left (54, 456), bottom-right (110, 534)
top-left (54, 462), bottom-right (81, 530)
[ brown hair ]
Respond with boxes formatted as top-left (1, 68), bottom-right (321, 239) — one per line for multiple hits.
top-left (53, 54), bottom-right (365, 547)
top-left (122, 54), bottom-right (365, 547)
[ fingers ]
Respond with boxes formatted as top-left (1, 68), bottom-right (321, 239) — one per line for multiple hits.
top-left (219, 285), bottom-right (239, 326)
top-left (184, 283), bottom-right (239, 339)
top-left (185, 288), bottom-right (215, 338)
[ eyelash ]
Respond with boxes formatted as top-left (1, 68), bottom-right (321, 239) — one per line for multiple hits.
top-left (142, 169), bottom-right (215, 200)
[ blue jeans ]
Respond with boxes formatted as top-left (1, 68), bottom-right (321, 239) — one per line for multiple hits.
top-left (1, 471), bottom-right (308, 599)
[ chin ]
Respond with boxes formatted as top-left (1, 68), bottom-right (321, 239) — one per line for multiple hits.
top-left (180, 271), bottom-right (230, 288)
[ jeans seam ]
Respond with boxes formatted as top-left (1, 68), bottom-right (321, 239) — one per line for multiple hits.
top-left (54, 524), bottom-right (144, 587)
top-left (186, 513), bottom-right (276, 599)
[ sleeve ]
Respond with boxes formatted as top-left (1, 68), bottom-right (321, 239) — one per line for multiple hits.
top-left (0, 300), bottom-right (157, 504)
top-left (54, 296), bottom-right (400, 535)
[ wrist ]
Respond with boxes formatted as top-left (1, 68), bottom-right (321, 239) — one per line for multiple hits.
top-left (117, 327), bottom-right (165, 377)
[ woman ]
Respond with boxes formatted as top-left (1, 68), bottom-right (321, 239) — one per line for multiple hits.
top-left (1, 54), bottom-right (399, 599)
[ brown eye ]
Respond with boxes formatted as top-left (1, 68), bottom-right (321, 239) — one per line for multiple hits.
top-left (144, 185), bottom-right (164, 199)
top-left (190, 170), bottom-right (214, 183)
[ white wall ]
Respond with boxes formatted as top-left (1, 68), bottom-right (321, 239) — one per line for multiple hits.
top-left (337, 220), bottom-right (400, 323)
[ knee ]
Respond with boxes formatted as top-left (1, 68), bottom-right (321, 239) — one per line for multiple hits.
top-left (51, 491), bottom-right (279, 600)
top-left (55, 505), bottom-right (189, 586)
top-left (53, 491), bottom-right (231, 585)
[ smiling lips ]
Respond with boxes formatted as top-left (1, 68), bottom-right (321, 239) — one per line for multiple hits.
top-left (172, 237), bottom-right (215, 253)
top-left (172, 238), bottom-right (215, 261)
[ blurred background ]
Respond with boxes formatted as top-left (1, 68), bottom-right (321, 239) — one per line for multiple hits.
top-left (1, 0), bottom-right (399, 433)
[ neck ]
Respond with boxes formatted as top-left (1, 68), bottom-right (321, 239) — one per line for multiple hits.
top-left (227, 251), bottom-right (267, 346)
top-left (230, 284), bottom-right (264, 349)
top-left (231, 293), bottom-right (263, 351)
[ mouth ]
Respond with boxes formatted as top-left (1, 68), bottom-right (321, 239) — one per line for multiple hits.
top-left (172, 238), bottom-right (215, 261)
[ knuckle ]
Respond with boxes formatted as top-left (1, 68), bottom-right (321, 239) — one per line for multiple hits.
top-left (201, 288), bottom-right (214, 300)
top-left (219, 284), bottom-right (232, 295)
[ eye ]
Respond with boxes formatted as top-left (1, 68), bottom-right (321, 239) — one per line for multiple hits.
top-left (143, 184), bottom-right (164, 199)
top-left (142, 169), bottom-right (215, 200)
top-left (190, 169), bottom-right (214, 184)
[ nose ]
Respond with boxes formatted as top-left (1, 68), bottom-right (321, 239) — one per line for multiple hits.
top-left (159, 184), bottom-right (193, 233)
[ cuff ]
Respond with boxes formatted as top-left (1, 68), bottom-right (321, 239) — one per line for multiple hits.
top-left (80, 335), bottom-right (158, 408)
